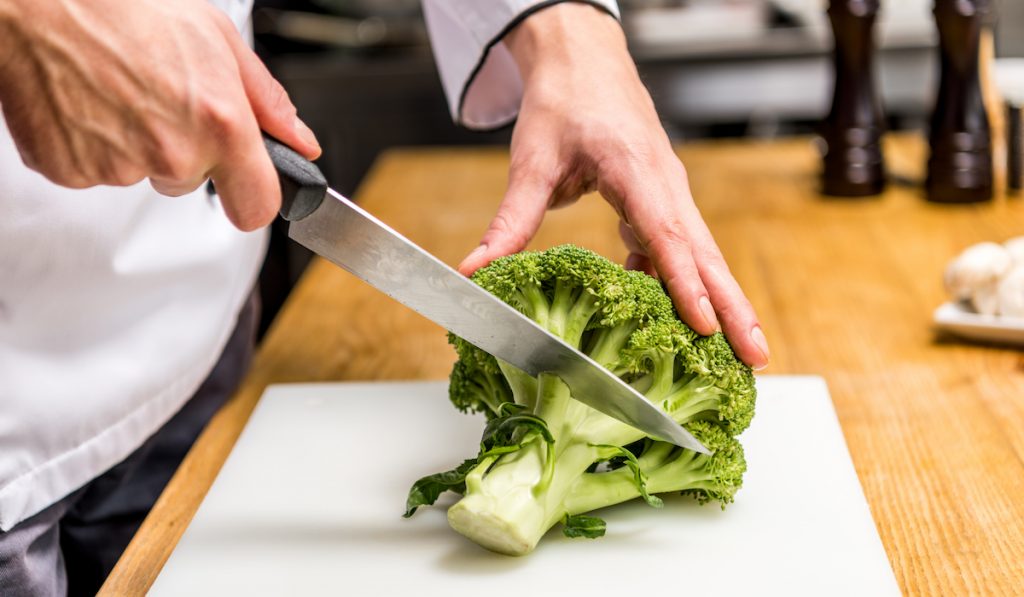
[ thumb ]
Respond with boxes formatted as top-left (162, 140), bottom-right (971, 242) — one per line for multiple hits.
top-left (216, 16), bottom-right (321, 160)
top-left (458, 174), bottom-right (552, 276)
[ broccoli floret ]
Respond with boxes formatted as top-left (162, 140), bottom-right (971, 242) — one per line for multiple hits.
top-left (405, 245), bottom-right (756, 556)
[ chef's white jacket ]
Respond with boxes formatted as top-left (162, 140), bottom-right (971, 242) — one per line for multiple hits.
top-left (0, 0), bottom-right (617, 531)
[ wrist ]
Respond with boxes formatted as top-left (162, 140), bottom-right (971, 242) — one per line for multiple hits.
top-left (504, 2), bottom-right (626, 82)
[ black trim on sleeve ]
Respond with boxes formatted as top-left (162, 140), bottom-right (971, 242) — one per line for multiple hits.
top-left (455, 0), bottom-right (620, 133)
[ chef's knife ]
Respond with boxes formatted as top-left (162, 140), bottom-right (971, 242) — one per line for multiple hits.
top-left (265, 137), bottom-right (709, 454)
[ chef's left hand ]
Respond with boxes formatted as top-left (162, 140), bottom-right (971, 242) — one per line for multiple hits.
top-left (456, 2), bottom-right (769, 370)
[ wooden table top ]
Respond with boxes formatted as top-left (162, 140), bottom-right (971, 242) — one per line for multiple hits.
top-left (102, 134), bottom-right (1024, 595)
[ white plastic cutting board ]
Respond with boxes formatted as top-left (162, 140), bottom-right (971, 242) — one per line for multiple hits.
top-left (150, 376), bottom-right (899, 596)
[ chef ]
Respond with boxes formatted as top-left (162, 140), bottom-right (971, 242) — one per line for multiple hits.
top-left (0, 0), bottom-right (769, 594)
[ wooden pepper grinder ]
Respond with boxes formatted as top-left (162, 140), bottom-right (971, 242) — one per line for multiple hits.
top-left (822, 0), bottom-right (886, 197)
top-left (926, 0), bottom-right (993, 203)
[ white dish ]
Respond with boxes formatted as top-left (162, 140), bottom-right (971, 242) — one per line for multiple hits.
top-left (934, 301), bottom-right (1024, 345)
top-left (995, 58), bottom-right (1024, 106)
top-left (150, 377), bottom-right (898, 597)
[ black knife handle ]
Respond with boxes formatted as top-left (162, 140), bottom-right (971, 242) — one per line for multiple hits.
top-left (263, 135), bottom-right (328, 221)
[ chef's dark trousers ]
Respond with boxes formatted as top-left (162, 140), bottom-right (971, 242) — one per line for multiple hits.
top-left (0, 291), bottom-right (259, 597)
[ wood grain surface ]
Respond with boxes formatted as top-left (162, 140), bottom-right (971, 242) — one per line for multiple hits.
top-left (101, 134), bottom-right (1024, 596)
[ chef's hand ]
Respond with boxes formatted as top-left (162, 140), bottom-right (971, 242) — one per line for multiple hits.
top-left (457, 3), bottom-right (769, 369)
top-left (0, 0), bottom-right (320, 231)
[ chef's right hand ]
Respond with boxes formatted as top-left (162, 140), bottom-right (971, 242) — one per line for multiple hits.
top-left (0, 0), bottom-right (320, 231)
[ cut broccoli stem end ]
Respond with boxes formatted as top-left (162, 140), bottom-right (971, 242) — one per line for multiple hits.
top-left (447, 440), bottom-right (602, 556)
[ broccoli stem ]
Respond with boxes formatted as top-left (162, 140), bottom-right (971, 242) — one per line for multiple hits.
top-left (547, 279), bottom-right (576, 338)
top-left (564, 290), bottom-right (601, 347)
top-left (497, 361), bottom-right (538, 409)
top-left (515, 284), bottom-right (550, 326)
top-left (661, 377), bottom-right (729, 424)
top-left (534, 373), bottom-right (571, 436)
top-left (475, 370), bottom-right (509, 416)
top-left (587, 321), bottom-right (638, 368)
top-left (446, 374), bottom-right (605, 556)
top-left (545, 280), bottom-right (603, 348)
top-left (563, 446), bottom-right (719, 515)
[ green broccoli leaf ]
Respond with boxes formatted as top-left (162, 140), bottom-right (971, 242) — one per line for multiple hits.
top-left (403, 458), bottom-right (478, 518)
top-left (591, 444), bottom-right (664, 508)
top-left (562, 514), bottom-right (606, 539)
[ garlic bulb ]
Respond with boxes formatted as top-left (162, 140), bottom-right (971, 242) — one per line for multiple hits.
top-left (944, 242), bottom-right (1013, 304)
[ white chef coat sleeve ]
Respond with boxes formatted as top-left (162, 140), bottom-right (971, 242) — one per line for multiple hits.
top-left (422, 0), bottom-right (620, 130)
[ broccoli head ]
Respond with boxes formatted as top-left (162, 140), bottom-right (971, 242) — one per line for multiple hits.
top-left (406, 245), bottom-right (756, 555)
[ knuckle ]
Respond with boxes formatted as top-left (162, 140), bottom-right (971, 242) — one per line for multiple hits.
top-left (596, 132), bottom-right (683, 185)
top-left (694, 242), bottom-right (727, 268)
top-left (152, 146), bottom-right (201, 183)
top-left (142, 125), bottom-right (207, 182)
top-left (200, 98), bottom-right (245, 141)
top-left (509, 159), bottom-right (556, 190)
top-left (104, 170), bottom-right (144, 187)
top-left (662, 273), bottom-right (702, 305)
top-left (711, 296), bottom-right (743, 322)
top-left (95, 158), bottom-right (146, 187)
top-left (646, 225), bottom-right (693, 258)
top-left (59, 173), bottom-right (93, 189)
top-left (40, 161), bottom-right (92, 189)
top-left (675, 159), bottom-right (690, 182)
top-left (509, 146), bottom-right (562, 180)
top-left (601, 134), bottom-right (654, 166)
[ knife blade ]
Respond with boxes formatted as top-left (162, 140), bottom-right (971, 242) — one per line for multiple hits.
top-left (265, 137), bottom-right (709, 454)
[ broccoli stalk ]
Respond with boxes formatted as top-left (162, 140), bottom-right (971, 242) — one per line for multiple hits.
top-left (405, 245), bottom-right (755, 556)
top-left (447, 374), bottom-right (612, 555)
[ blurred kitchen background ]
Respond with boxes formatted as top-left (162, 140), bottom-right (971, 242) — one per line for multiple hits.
top-left (253, 0), bottom-right (1023, 334)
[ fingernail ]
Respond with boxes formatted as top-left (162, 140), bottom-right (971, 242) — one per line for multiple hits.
top-left (698, 296), bottom-right (720, 332)
top-left (750, 325), bottom-right (770, 370)
top-left (294, 117), bottom-right (320, 152)
top-left (467, 244), bottom-right (488, 261)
